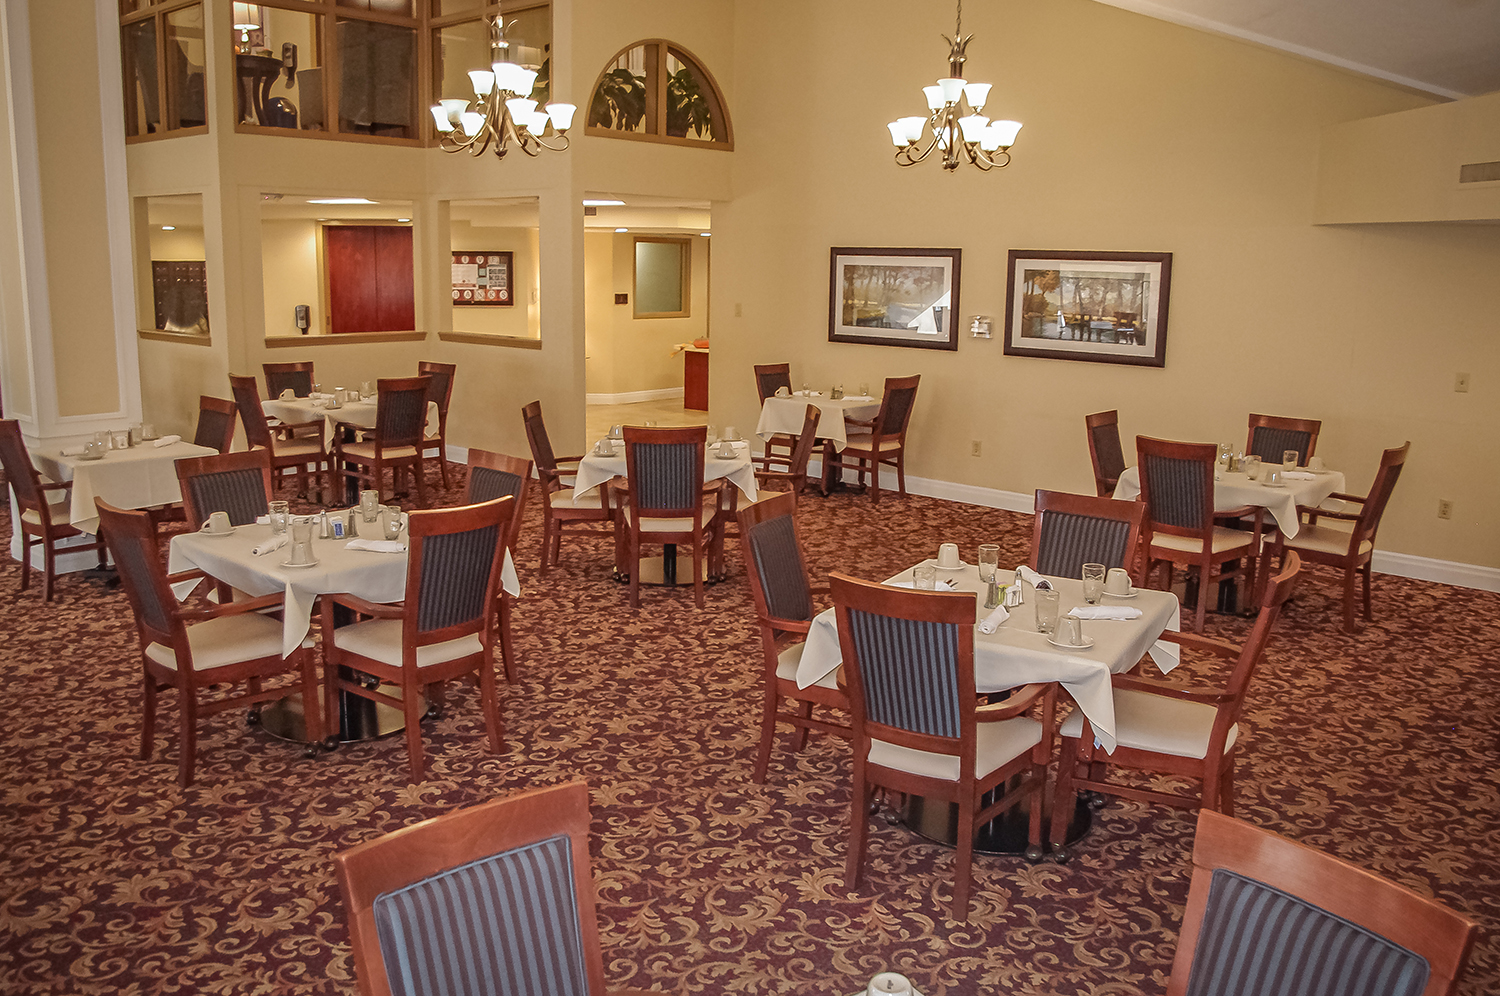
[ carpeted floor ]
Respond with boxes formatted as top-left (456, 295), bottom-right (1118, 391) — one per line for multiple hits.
top-left (1, 466), bottom-right (1496, 995)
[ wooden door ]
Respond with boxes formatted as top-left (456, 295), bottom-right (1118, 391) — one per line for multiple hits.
top-left (325, 225), bottom-right (414, 334)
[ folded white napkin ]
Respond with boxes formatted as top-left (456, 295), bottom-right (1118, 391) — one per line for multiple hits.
top-left (1068, 605), bottom-right (1143, 620)
top-left (346, 538), bottom-right (406, 554)
top-left (152, 434), bottom-right (181, 448)
top-left (61, 445), bottom-right (86, 456)
top-left (252, 535), bottom-right (288, 557)
top-left (1281, 470), bottom-right (1316, 480)
top-left (796, 390), bottom-right (823, 397)
top-left (841, 395), bottom-right (876, 403)
top-left (889, 578), bottom-right (958, 590)
top-left (1016, 565), bottom-right (1047, 588)
top-left (977, 605), bottom-right (1010, 634)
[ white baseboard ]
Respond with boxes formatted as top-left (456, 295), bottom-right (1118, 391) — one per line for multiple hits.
top-left (585, 387), bottom-right (684, 406)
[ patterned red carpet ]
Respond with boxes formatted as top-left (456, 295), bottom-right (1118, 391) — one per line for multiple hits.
top-left (1, 469), bottom-right (1496, 995)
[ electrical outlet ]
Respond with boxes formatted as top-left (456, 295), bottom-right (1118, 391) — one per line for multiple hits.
top-left (1455, 372), bottom-right (1470, 393)
top-left (1437, 499), bottom-right (1453, 519)
top-left (734, 302), bottom-right (743, 317)
top-left (971, 440), bottom-right (982, 457)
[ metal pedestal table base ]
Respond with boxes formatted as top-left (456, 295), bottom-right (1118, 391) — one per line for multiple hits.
top-left (616, 545), bottom-right (719, 586)
top-left (900, 776), bottom-right (1093, 856)
top-left (259, 677), bottom-right (428, 744)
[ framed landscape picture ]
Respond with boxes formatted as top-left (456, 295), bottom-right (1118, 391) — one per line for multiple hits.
top-left (451, 251), bottom-right (514, 306)
top-left (1003, 250), bottom-right (1172, 366)
top-left (829, 247), bottom-right (961, 350)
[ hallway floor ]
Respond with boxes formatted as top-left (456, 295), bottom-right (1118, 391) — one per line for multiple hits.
top-left (584, 398), bottom-right (708, 441)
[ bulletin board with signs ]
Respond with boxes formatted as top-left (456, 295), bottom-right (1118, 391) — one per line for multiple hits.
top-left (451, 251), bottom-right (514, 306)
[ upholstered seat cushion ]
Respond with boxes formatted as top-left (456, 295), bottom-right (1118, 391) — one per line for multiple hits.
top-left (1060, 688), bottom-right (1239, 758)
top-left (145, 612), bottom-right (309, 671)
top-left (343, 442), bottom-right (419, 461)
top-left (774, 642), bottom-right (840, 690)
top-left (868, 716), bottom-right (1042, 781)
top-left (549, 489), bottom-right (601, 509)
top-left (622, 501), bottom-right (719, 533)
top-left (21, 500), bottom-right (74, 529)
top-left (333, 617), bottom-right (484, 669)
top-left (1150, 526), bottom-right (1256, 555)
top-left (269, 439), bottom-right (326, 458)
top-left (1284, 521), bottom-right (1371, 558)
top-left (842, 434), bottom-right (903, 453)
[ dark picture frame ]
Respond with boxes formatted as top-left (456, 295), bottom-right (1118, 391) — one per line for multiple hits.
top-left (829, 247), bottom-right (961, 351)
top-left (1003, 250), bottom-right (1172, 367)
top-left (451, 251), bottom-right (514, 306)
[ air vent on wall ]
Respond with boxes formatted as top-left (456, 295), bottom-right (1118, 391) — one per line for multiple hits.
top-left (1458, 161), bottom-right (1500, 184)
top-left (584, 205), bottom-right (598, 216)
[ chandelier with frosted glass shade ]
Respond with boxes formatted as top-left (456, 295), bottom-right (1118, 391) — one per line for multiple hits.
top-left (430, 16), bottom-right (576, 160)
top-left (886, 0), bottom-right (1021, 172)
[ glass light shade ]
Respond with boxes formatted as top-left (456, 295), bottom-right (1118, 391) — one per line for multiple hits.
top-left (990, 119), bottom-right (1023, 146)
top-left (440, 98), bottom-right (468, 121)
top-left (524, 110), bottom-right (549, 134)
top-left (430, 105), bottom-right (455, 132)
top-left (979, 127), bottom-right (1001, 151)
top-left (937, 77), bottom-right (967, 103)
top-left (460, 111), bottom-right (485, 136)
top-left (958, 114), bottom-right (990, 143)
top-left (491, 62), bottom-right (523, 93)
top-left (886, 122), bottom-right (907, 147)
top-left (515, 69), bottom-right (539, 97)
top-left (468, 70), bottom-right (494, 96)
top-left (962, 82), bottom-right (992, 111)
top-left (922, 85), bottom-right (945, 111)
top-left (545, 102), bottom-right (577, 131)
top-left (505, 98), bottom-right (537, 121)
top-left (898, 116), bottom-right (926, 142)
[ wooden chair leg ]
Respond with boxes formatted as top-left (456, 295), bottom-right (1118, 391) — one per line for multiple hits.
top-left (178, 686), bottom-right (198, 787)
top-left (1191, 562), bottom-right (1209, 633)
top-left (627, 531), bottom-right (641, 609)
top-left (476, 661), bottom-right (504, 753)
top-left (691, 538), bottom-right (705, 609)
top-left (952, 794), bottom-right (975, 920)
top-left (1049, 736), bottom-right (1080, 849)
top-left (1361, 563), bottom-right (1374, 622)
top-left (141, 675), bottom-right (158, 760)
top-left (18, 533), bottom-right (32, 592)
top-left (42, 539), bottom-right (57, 602)
top-left (753, 684), bottom-right (781, 784)
top-left (845, 764), bottom-right (870, 889)
top-left (437, 444), bottom-right (450, 488)
top-left (498, 594), bottom-right (517, 683)
top-left (1221, 761), bottom-right (1237, 818)
top-left (869, 455), bottom-right (881, 505)
top-left (895, 453), bottom-right (907, 498)
top-left (1342, 567), bottom-right (1358, 634)
top-left (414, 458), bottom-right (427, 506)
top-left (403, 684), bottom-right (426, 783)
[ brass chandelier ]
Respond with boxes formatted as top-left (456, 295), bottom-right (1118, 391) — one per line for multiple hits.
top-left (886, 0), bottom-right (1021, 172)
top-left (430, 16), bottom-right (576, 159)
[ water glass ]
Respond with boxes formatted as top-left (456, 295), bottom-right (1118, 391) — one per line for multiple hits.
top-left (1217, 442), bottom-right (1232, 468)
top-left (913, 565), bottom-right (937, 590)
top-left (1034, 588), bottom-right (1061, 633)
top-left (609, 424), bottom-right (623, 440)
top-left (360, 490), bottom-right (381, 522)
top-left (1283, 449), bottom-right (1299, 470)
top-left (129, 423), bottom-right (144, 446)
top-left (382, 506), bottom-right (403, 541)
top-left (93, 430), bottom-right (110, 447)
top-left (1243, 454), bottom-right (1262, 480)
top-left (977, 544), bottom-right (1001, 582)
top-left (361, 381), bottom-right (373, 399)
top-left (110, 429), bottom-right (130, 450)
top-left (140, 422), bottom-right (155, 441)
top-left (1082, 563), bottom-right (1107, 605)
top-left (268, 500), bottom-right (290, 534)
top-left (859, 382), bottom-right (870, 397)
top-left (289, 520), bottom-right (314, 565)
top-left (311, 382), bottom-right (322, 396)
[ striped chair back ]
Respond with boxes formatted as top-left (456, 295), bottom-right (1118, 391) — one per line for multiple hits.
top-left (746, 512), bottom-right (814, 622)
top-left (1247, 426), bottom-right (1313, 465)
top-left (193, 397), bottom-right (238, 453)
top-left (623, 426), bottom-right (707, 517)
top-left (1139, 445), bottom-right (1213, 532)
top-left (1086, 410), bottom-right (1126, 496)
top-left (185, 468), bottom-right (269, 526)
top-left (1035, 509), bottom-right (1134, 578)
top-left (372, 834), bottom-right (589, 996)
top-left (414, 521), bottom-right (503, 635)
top-left (754, 363), bottom-right (792, 402)
top-left (468, 466), bottom-right (523, 505)
top-left (844, 608), bottom-right (963, 738)
top-left (1182, 869), bottom-right (1429, 996)
top-left (264, 366), bottom-right (313, 399)
top-left (95, 501), bottom-right (176, 640)
top-left (376, 378), bottom-right (431, 449)
top-left (878, 379), bottom-right (919, 437)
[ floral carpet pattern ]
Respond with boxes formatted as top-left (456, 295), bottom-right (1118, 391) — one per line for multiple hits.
top-left (1, 467), bottom-right (1496, 995)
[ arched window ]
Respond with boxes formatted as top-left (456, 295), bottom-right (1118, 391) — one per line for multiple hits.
top-left (587, 40), bottom-right (732, 150)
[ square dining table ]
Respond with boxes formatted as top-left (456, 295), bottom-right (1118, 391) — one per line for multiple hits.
top-left (32, 438), bottom-right (218, 534)
top-left (755, 391), bottom-right (880, 451)
top-left (1113, 465), bottom-right (1347, 539)
top-left (261, 394), bottom-right (439, 451)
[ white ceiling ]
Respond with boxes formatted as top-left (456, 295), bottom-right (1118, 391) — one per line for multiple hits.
top-left (1092, 0), bottom-right (1500, 98)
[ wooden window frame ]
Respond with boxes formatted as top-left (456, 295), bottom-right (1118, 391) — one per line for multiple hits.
top-left (427, 1), bottom-right (551, 143)
top-left (632, 236), bottom-right (691, 320)
top-left (120, 0), bottom-right (210, 144)
top-left (586, 39), bottom-right (733, 152)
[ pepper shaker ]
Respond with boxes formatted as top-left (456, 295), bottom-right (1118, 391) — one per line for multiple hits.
top-left (984, 577), bottom-right (1000, 609)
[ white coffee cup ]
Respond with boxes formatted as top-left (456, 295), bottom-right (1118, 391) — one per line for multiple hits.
top-left (867, 973), bottom-right (913, 996)
top-left (718, 440), bottom-right (735, 458)
top-left (1105, 567), bottom-right (1132, 595)
top-left (1063, 615), bottom-right (1085, 646)
top-left (1308, 455), bottom-right (1325, 471)
top-left (723, 426), bottom-right (740, 441)
top-left (278, 388), bottom-right (295, 401)
top-left (774, 386), bottom-right (790, 397)
top-left (937, 542), bottom-right (960, 569)
top-left (203, 511), bottom-right (232, 534)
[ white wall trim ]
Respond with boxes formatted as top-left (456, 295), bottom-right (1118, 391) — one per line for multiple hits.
top-left (585, 387), bottom-right (685, 406)
top-left (95, 0), bottom-right (142, 425)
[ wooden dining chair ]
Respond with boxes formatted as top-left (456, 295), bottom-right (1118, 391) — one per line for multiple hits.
top-left (1276, 441), bottom-right (1409, 633)
top-left (738, 491), bottom-right (849, 783)
top-left (1137, 435), bottom-right (1263, 633)
top-left (616, 425), bottom-right (724, 609)
top-left (831, 572), bottom-right (1054, 920)
top-left (193, 396), bottom-right (239, 454)
top-left (753, 362), bottom-right (796, 472)
top-left (754, 404), bottom-right (822, 497)
top-left (333, 780), bottom-right (663, 996)
top-left (1049, 554), bottom-right (1300, 859)
top-left (262, 361), bottom-right (315, 400)
top-left (334, 376), bottom-right (431, 504)
top-left (1084, 410), bottom-right (1127, 497)
top-left (0, 418), bottom-right (109, 601)
top-left (96, 499), bottom-right (323, 787)
top-left (465, 448), bottom-right (532, 683)
top-left (1166, 809), bottom-right (1478, 996)
top-left (1030, 489), bottom-right (1146, 582)
top-left (1245, 412), bottom-right (1321, 466)
top-left (175, 449), bottom-right (273, 529)
top-left (229, 374), bottom-right (331, 500)
top-left (320, 497), bottom-right (512, 783)
top-left (522, 400), bottom-right (614, 573)
top-left (832, 375), bottom-right (920, 504)
top-left (417, 360), bottom-right (456, 488)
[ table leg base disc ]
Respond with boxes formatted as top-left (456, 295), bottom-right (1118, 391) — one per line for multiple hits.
top-left (900, 790), bottom-right (1092, 857)
top-left (618, 553), bottom-right (716, 587)
top-left (258, 685), bottom-right (427, 745)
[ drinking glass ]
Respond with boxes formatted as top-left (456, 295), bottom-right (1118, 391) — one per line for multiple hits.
top-left (140, 422), bottom-right (155, 441)
top-left (913, 565), bottom-right (937, 590)
top-left (1034, 588), bottom-right (1060, 633)
top-left (289, 520), bottom-right (314, 565)
top-left (93, 430), bottom-right (109, 446)
top-left (1243, 455), bottom-right (1262, 481)
top-left (1283, 449), bottom-right (1299, 471)
top-left (382, 506), bottom-right (403, 541)
top-left (1082, 563), bottom-right (1106, 605)
top-left (360, 490), bottom-right (381, 522)
top-left (268, 500), bottom-right (290, 534)
top-left (129, 423), bottom-right (144, 446)
top-left (977, 544), bottom-right (1001, 582)
top-left (361, 381), bottom-right (373, 399)
top-left (311, 382), bottom-right (322, 396)
top-left (111, 429), bottom-right (130, 450)
top-left (859, 382), bottom-right (870, 397)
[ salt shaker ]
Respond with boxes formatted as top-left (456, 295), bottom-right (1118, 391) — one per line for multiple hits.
top-left (347, 509), bottom-right (358, 538)
top-left (319, 509), bottom-right (331, 539)
top-left (984, 577), bottom-right (1000, 610)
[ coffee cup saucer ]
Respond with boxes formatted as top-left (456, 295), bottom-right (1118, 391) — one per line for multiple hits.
top-left (934, 560), bottom-right (969, 571)
top-left (279, 558), bottom-right (320, 569)
top-left (1104, 587), bottom-right (1137, 598)
top-left (1047, 634), bottom-right (1095, 650)
top-left (200, 525), bottom-right (236, 537)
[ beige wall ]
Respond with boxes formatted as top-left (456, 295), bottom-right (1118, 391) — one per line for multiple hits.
top-left (149, 226), bottom-right (206, 259)
top-left (585, 231), bottom-right (709, 397)
top-left (710, 0), bottom-right (1499, 570)
top-left (259, 219), bottom-right (319, 338)
top-left (450, 223), bottom-right (540, 338)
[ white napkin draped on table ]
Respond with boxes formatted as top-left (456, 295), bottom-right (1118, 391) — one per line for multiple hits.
top-left (977, 605), bottom-right (1010, 634)
top-left (1069, 605), bottom-right (1144, 620)
top-left (252, 535), bottom-right (288, 557)
top-left (152, 434), bottom-right (182, 448)
top-left (345, 538), bottom-right (406, 554)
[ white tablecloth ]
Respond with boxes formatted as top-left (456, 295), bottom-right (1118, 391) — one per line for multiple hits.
top-left (572, 439), bottom-right (759, 504)
top-left (33, 440), bottom-right (218, 534)
top-left (262, 396), bottom-right (439, 450)
top-left (169, 521), bottom-right (519, 658)
top-left (795, 564), bottom-right (1181, 753)
top-left (755, 393), bottom-right (880, 451)
top-left (1113, 466), bottom-right (1347, 539)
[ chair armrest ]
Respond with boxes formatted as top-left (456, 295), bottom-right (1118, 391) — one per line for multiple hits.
top-left (844, 416), bottom-right (876, 429)
top-left (1158, 630), bottom-right (1240, 658)
top-left (165, 568), bottom-right (208, 585)
top-left (1111, 673), bottom-right (1231, 703)
top-left (764, 616), bottom-right (812, 636)
top-left (1328, 492), bottom-right (1367, 504)
top-left (554, 455), bottom-right (585, 466)
top-left (1298, 505), bottom-right (1359, 521)
top-left (975, 682), bottom-right (1049, 721)
top-left (326, 591), bottom-right (404, 619)
top-left (178, 590), bottom-right (286, 621)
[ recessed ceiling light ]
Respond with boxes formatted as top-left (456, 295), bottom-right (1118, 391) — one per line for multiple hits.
top-left (700, 232), bottom-right (711, 237)
top-left (307, 198), bottom-right (377, 205)
top-left (584, 199), bottom-right (625, 207)
top-left (161, 225), bottom-right (176, 231)
top-left (397, 218), bottom-right (411, 223)
top-left (615, 227), bottom-right (629, 233)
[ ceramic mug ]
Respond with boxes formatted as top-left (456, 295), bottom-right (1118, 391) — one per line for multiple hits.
top-left (203, 511), bottom-right (232, 534)
top-left (1105, 568), bottom-right (1132, 595)
top-left (937, 543), bottom-right (961, 569)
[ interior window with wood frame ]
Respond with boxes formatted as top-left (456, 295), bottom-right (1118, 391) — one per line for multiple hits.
top-left (633, 237), bottom-right (691, 319)
top-left (588, 40), bottom-right (732, 150)
top-left (431, 1), bottom-right (552, 142)
top-left (119, 0), bottom-right (208, 140)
